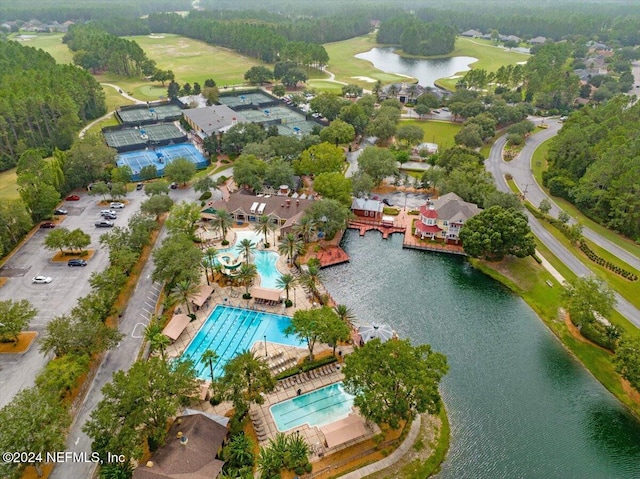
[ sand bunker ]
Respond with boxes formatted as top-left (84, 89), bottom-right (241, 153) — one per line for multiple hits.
top-left (149, 35), bottom-right (165, 39)
top-left (351, 76), bottom-right (377, 83)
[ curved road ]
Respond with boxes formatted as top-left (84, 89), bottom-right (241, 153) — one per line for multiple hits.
top-left (485, 130), bottom-right (640, 327)
top-left (498, 117), bottom-right (640, 272)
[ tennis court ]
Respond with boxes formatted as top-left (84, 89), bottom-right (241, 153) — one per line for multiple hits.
top-left (104, 124), bottom-right (187, 152)
top-left (218, 92), bottom-right (275, 109)
top-left (116, 143), bottom-right (208, 180)
top-left (117, 104), bottom-right (183, 125)
top-left (240, 105), bottom-right (318, 136)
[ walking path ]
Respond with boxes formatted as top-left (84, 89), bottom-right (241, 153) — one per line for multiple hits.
top-left (339, 415), bottom-right (422, 479)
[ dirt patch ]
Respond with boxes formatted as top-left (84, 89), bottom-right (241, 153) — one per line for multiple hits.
top-left (0, 277), bottom-right (6, 288)
top-left (51, 249), bottom-right (95, 262)
top-left (563, 313), bottom-right (613, 354)
top-left (621, 378), bottom-right (640, 406)
top-left (0, 331), bottom-right (38, 354)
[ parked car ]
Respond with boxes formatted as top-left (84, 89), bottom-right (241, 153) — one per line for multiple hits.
top-left (110, 202), bottom-right (125, 209)
top-left (382, 198), bottom-right (393, 206)
top-left (95, 220), bottom-right (114, 228)
top-left (67, 259), bottom-right (87, 267)
top-left (65, 195), bottom-right (80, 201)
top-left (100, 210), bottom-right (117, 217)
top-left (136, 183), bottom-right (144, 190)
top-left (103, 213), bottom-right (117, 220)
top-left (54, 208), bottom-right (68, 215)
top-left (170, 182), bottom-right (178, 189)
top-left (40, 222), bottom-right (56, 229)
top-left (32, 275), bottom-right (52, 284)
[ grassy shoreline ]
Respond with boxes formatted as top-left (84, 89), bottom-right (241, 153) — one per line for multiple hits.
top-left (469, 256), bottom-right (640, 420)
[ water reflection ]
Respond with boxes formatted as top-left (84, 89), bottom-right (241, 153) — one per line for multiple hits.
top-left (355, 47), bottom-right (477, 87)
top-left (321, 230), bottom-right (640, 478)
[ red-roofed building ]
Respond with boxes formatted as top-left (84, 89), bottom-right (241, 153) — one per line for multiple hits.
top-left (415, 192), bottom-right (481, 244)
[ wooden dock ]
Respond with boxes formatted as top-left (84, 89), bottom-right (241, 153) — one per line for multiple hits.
top-left (348, 210), bottom-right (466, 256)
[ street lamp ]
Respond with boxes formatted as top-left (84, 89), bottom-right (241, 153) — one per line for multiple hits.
top-left (264, 335), bottom-right (268, 357)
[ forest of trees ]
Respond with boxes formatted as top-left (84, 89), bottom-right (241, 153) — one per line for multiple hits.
top-left (544, 95), bottom-right (640, 240)
top-left (147, 12), bottom-right (331, 66)
top-left (0, 41), bottom-right (106, 170)
top-left (377, 14), bottom-right (456, 56)
top-left (63, 24), bottom-right (156, 76)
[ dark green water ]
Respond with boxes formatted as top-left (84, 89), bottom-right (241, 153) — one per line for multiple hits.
top-left (322, 230), bottom-right (640, 479)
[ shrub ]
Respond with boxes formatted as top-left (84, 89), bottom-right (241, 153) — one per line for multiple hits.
top-left (199, 191), bottom-right (212, 201)
top-left (284, 299), bottom-right (293, 308)
top-left (221, 239), bottom-right (230, 246)
top-left (242, 293), bottom-right (252, 300)
top-left (580, 321), bottom-right (617, 351)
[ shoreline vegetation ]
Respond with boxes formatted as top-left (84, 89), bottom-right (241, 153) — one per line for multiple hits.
top-left (469, 256), bottom-right (640, 420)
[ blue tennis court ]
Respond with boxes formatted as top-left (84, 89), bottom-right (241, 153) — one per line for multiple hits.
top-left (116, 143), bottom-right (208, 180)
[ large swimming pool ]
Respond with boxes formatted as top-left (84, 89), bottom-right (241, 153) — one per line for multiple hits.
top-left (182, 305), bottom-right (301, 380)
top-left (219, 230), bottom-right (282, 288)
top-left (270, 383), bottom-right (354, 431)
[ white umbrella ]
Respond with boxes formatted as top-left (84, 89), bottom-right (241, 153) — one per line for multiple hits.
top-left (358, 324), bottom-right (394, 344)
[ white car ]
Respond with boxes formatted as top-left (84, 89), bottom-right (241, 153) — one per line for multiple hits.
top-left (100, 209), bottom-right (117, 216)
top-left (32, 276), bottom-right (52, 284)
top-left (110, 202), bottom-right (125, 209)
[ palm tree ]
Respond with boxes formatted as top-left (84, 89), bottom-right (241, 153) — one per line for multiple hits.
top-left (284, 432), bottom-right (310, 470)
top-left (254, 215), bottom-right (276, 246)
top-left (225, 434), bottom-right (255, 469)
top-left (292, 216), bottom-right (316, 244)
top-left (201, 349), bottom-right (219, 383)
top-left (212, 210), bottom-right (233, 243)
top-left (334, 304), bottom-right (355, 325)
top-left (301, 264), bottom-right (322, 298)
top-left (237, 263), bottom-right (258, 295)
top-left (147, 331), bottom-right (171, 361)
top-left (236, 238), bottom-right (257, 264)
top-left (275, 274), bottom-right (297, 302)
top-left (278, 233), bottom-right (304, 266)
top-left (372, 79), bottom-right (383, 100)
top-left (203, 247), bottom-right (218, 284)
top-left (170, 278), bottom-right (200, 315)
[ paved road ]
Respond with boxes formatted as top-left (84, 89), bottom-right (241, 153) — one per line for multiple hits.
top-left (486, 132), bottom-right (640, 327)
top-left (49, 180), bottom-right (222, 478)
top-left (497, 117), bottom-right (640, 272)
top-left (0, 194), bottom-right (142, 408)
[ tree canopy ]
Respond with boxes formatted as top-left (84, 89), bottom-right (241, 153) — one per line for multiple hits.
top-left (459, 206), bottom-right (536, 259)
top-left (343, 338), bottom-right (448, 429)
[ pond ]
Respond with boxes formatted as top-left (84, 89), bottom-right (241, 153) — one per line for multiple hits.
top-left (355, 47), bottom-right (477, 87)
top-left (322, 230), bottom-right (640, 479)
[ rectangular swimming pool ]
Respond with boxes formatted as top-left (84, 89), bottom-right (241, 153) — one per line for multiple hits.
top-left (182, 305), bottom-right (302, 380)
top-left (270, 382), bottom-right (354, 431)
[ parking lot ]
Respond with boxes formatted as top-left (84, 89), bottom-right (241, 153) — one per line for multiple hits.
top-left (0, 188), bottom-right (148, 408)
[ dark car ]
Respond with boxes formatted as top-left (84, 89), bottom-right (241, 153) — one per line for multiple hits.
top-left (382, 198), bottom-right (393, 206)
top-left (54, 209), bottom-right (68, 215)
top-left (40, 222), bottom-right (56, 229)
top-left (95, 220), bottom-right (114, 228)
top-left (67, 259), bottom-right (87, 267)
top-left (65, 195), bottom-right (80, 201)
top-left (170, 182), bottom-right (178, 189)
top-left (136, 183), bottom-right (144, 190)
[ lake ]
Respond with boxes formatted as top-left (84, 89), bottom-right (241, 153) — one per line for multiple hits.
top-left (322, 230), bottom-right (640, 479)
top-left (355, 47), bottom-right (477, 87)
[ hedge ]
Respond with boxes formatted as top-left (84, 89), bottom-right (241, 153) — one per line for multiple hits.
top-left (579, 242), bottom-right (638, 281)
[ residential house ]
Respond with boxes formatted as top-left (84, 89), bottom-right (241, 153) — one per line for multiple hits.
top-left (414, 192), bottom-right (481, 244)
top-left (132, 412), bottom-right (228, 479)
top-left (351, 198), bottom-right (383, 222)
top-left (380, 83), bottom-right (426, 103)
top-left (529, 36), bottom-right (547, 45)
top-left (461, 29), bottom-right (483, 38)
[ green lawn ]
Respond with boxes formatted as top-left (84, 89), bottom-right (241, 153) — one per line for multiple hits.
top-left (436, 37), bottom-right (529, 91)
top-left (9, 32), bottom-right (73, 64)
top-left (530, 137), bottom-right (640, 259)
top-left (536, 216), bottom-right (640, 313)
top-left (0, 169), bottom-right (19, 201)
top-left (323, 33), bottom-right (415, 88)
top-left (306, 80), bottom-right (344, 93)
top-left (125, 34), bottom-right (267, 88)
top-left (400, 119), bottom-right (461, 151)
